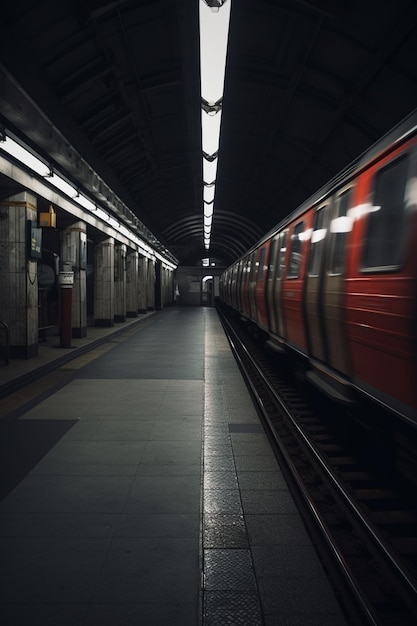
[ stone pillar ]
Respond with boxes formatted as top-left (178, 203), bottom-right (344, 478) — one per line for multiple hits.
top-left (94, 237), bottom-right (114, 326)
top-left (114, 243), bottom-right (127, 322)
top-left (147, 259), bottom-right (156, 311)
top-left (61, 222), bottom-right (87, 338)
top-left (155, 261), bottom-right (162, 310)
top-left (126, 250), bottom-right (139, 317)
top-left (0, 192), bottom-right (39, 358)
top-left (138, 256), bottom-right (147, 314)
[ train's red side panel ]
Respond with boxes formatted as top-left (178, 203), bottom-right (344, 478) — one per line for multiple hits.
top-left (344, 140), bottom-right (417, 420)
top-left (254, 241), bottom-right (271, 330)
top-left (281, 212), bottom-right (313, 353)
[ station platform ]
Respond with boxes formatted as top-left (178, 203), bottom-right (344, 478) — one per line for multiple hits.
top-left (0, 307), bottom-right (348, 625)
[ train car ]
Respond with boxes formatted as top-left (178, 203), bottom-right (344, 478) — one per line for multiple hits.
top-left (220, 109), bottom-right (417, 427)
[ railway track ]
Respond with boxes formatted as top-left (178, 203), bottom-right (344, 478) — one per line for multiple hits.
top-left (217, 305), bottom-right (417, 626)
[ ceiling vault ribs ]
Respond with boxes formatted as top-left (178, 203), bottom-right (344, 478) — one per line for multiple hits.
top-left (238, 12), bottom-right (325, 211)
top-left (262, 0), bottom-right (417, 224)
top-left (0, 0), bottom-right (416, 265)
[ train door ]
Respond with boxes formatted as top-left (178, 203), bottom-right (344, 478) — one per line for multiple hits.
top-left (232, 263), bottom-right (240, 310)
top-left (236, 259), bottom-right (244, 312)
top-left (322, 186), bottom-right (354, 376)
top-left (304, 202), bottom-right (331, 362)
top-left (247, 250), bottom-right (257, 321)
top-left (241, 254), bottom-right (251, 318)
top-left (281, 217), bottom-right (312, 353)
top-left (266, 234), bottom-right (280, 334)
top-left (254, 242), bottom-right (270, 330)
top-left (266, 230), bottom-right (288, 341)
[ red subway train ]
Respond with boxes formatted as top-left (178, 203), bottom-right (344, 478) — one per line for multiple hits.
top-left (220, 110), bottom-right (417, 429)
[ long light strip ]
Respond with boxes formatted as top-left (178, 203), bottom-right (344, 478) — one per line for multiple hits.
top-left (0, 134), bottom-right (177, 269)
top-left (199, 0), bottom-right (231, 251)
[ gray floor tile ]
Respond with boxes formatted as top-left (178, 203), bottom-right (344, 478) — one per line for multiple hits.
top-left (135, 463), bottom-right (201, 476)
top-left (0, 537), bottom-right (109, 603)
top-left (251, 544), bottom-right (331, 579)
top-left (0, 604), bottom-right (87, 626)
top-left (204, 444), bottom-right (234, 457)
top-left (204, 513), bottom-right (248, 548)
top-left (65, 419), bottom-right (155, 440)
top-left (204, 549), bottom-right (256, 592)
top-left (204, 591), bottom-right (263, 626)
top-left (0, 512), bottom-right (119, 537)
top-left (231, 441), bottom-right (275, 456)
top-left (141, 440), bottom-right (201, 465)
top-left (31, 462), bottom-right (139, 476)
top-left (237, 471), bottom-right (289, 490)
top-left (245, 514), bottom-right (311, 546)
top-left (0, 475), bottom-right (133, 513)
top-left (264, 613), bottom-right (347, 626)
top-left (32, 440), bottom-right (147, 466)
top-left (240, 489), bottom-right (298, 515)
top-left (204, 489), bottom-right (243, 515)
top-left (84, 603), bottom-right (199, 626)
top-left (204, 456), bottom-right (236, 472)
top-left (115, 513), bottom-right (200, 538)
top-left (204, 471), bottom-right (239, 490)
top-left (124, 474), bottom-right (201, 514)
top-left (234, 455), bottom-right (279, 471)
top-left (259, 576), bottom-right (345, 615)
top-left (93, 537), bottom-right (199, 604)
top-left (149, 421), bottom-right (202, 440)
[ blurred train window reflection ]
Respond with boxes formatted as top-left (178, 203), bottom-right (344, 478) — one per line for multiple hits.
top-left (362, 155), bottom-right (409, 270)
top-left (257, 247), bottom-right (266, 281)
top-left (288, 221), bottom-right (304, 278)
top-left (308, 206), bottom-right (327, 276)
top-left (278, 230), bottom-right (288, 279)
top-left (268, 235), bottom-right (279, 281)
top-left (329, 188), bottom-right (352, 275)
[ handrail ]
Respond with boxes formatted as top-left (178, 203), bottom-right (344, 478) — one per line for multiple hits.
top-left (0, 320), bottom-right (10, 366)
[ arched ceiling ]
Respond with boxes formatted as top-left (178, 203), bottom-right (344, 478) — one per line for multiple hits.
top-left (0, 0), bottom-right (416, 266)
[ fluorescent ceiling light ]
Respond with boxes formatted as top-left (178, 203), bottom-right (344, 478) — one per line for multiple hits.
top-left (1, 136), bottom-right (50, 177)
top-left (203, 158), bottom-right (218, 183)
top-left (76, 194), bottom-right (96, 212)
top-left (204, 204), bottom-right (214, 218)
top-left (201, 110), bottom-right (222, 155)
top-left (48, 172), bottom-right (78, 198)
top-left (199, 0), bottom-right (230, 252)
top-left (200, 1), bottom-right (231, 104)
top-left (203, 186), bottom-right (215, 203)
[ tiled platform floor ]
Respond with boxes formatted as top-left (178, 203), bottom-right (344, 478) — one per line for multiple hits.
top-left (0, 307), bottom-right (348, 625)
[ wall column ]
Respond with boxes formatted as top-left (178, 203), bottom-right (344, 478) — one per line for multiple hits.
top-left (114, 243), bottom-right (127, 322)
top-left (138, 255), bottom-right (147, 314)
top-left (0, 192), bottom-right (38, 358)
top-left (126, 250), bottom-right (139, 317)
top-left (147, 259), bottom-right (156, 310)
top-left (94, 237), bottom-right (114, 326)
top-left (61, 221), bottom-right (87, 338)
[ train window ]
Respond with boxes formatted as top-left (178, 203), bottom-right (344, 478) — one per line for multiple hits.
top-left (329, 188), bottom-right (352, 275)
top-left (244, 256), bottom-right (251, 282)
top-left (268, 236), bottom-right (279, 282)
top-left (362, 155), bottom-right (409, 270)
top-left (277, 230), bottom-right (288, 279)
top-left (257, 247), bottom-right (266, 281)
top-left (287, 221), bottom-right (304, 279)
top-left (249, 252), bottom-right (256, 281)
top-left (308, 206), bottom-right (327, 276)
